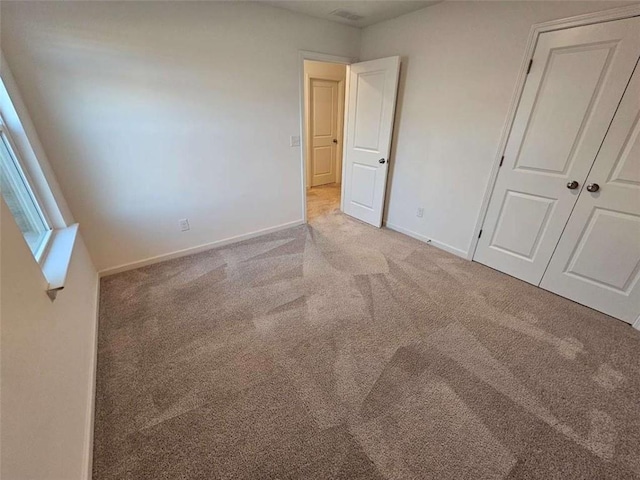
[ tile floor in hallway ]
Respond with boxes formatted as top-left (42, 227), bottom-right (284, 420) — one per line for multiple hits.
top-left (307, 183), bottom-right (340, 221)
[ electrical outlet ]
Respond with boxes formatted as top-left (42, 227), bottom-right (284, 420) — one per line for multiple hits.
top-left (290, 135), bottom-right (301, 147)
top-left (416, 207), bottom-right (424, 218)
top-left (178, 218), bottom-right (190, 232)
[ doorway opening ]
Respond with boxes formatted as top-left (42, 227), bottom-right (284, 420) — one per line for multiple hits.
top-left (303, 59), bottom-right (347, 222)
top-left (299, 52), bottom-right (400, 227)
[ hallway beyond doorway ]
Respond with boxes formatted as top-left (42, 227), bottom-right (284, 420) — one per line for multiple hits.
top-left (307, 183), bottom-right (340, 221)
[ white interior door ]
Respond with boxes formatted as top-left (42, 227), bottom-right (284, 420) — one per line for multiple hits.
top-left (540, 61), bottom-right (640, 323)
top-left (474, 17), bottom-right (640, 284)
top-left (310, 79), bottom-right (339, 187)
top-left (343, 56), bottom-right (400, 227)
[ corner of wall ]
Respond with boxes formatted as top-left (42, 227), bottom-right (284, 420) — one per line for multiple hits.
top-left (82, 272), bottom-right (100, 480)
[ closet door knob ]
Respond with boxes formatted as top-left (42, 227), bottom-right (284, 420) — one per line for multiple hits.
top-left (586, 183), bottom-right (600, 192)
top-left (566, 180), bottom-right (579, 190)
top-left (379, 158), bottom-right (386, 164)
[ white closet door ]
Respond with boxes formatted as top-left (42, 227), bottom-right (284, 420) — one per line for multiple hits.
top-left (343, 56), bottom-right (400, 227)
top-left (474, 17), bottom-right (640, 284)
top-left (541, 61), bottom-right (640, 323)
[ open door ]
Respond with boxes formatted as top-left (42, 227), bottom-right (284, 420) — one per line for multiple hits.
top-left (342, 56), bottom-right (400, 227)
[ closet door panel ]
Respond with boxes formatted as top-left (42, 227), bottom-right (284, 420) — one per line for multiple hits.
top-left (541, 61), bottom-right (640, 323)
top-left (474, 16), bottom-right (640, 285)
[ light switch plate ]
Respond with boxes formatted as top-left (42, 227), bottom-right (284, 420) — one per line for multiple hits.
top-left (290, 135), bottom-right (301, 147)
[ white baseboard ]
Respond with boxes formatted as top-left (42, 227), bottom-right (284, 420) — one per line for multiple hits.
top-left (384, 222), bottom-right (468, 259)
top-left (633, 314), bottom-right (640, 331)
top-left (98, 220), bottom-right (305, 277)
top-left (83, 274), bottom-right (100, 479)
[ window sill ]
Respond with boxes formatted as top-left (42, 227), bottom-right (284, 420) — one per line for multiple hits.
top-left (42, 223), bottom-right (79, 301)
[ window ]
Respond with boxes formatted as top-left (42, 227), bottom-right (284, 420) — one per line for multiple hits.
top-left (0, 122), bottom-right (52, 260)
top-left (0, 66), bottom-right (79, 299)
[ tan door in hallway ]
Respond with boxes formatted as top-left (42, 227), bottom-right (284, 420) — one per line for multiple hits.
top-left (310, 79), bottom-right (339, 186)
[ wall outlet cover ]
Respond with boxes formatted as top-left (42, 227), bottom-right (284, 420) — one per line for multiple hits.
top-left (416, 208), bottom-right (424, 218)
top-left (290, 135), bottom-right (301, 147)
top-left (179, 218), bottom-right (190, 231)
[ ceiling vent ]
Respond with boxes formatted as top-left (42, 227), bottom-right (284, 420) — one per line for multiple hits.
top-left (329, 9), bottom-right (364, 22)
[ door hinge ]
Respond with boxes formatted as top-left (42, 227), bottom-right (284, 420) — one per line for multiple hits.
top-left (499, 156), bottom-right (504, 167)
top-left (478, 229), bottom-right (483, 239)
top-left (526, 59), bottom-right (533, 75)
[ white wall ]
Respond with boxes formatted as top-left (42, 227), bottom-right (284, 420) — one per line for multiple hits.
top-left (1, 41), bottom-right (100, 480)
top-left (4, 0), bottom-right (636, 270)
top-left (0, 1), bottom-right (360, 273)
top-left (1, 199), bottom-right (99, 479)
top-left (360, 1), bottom-right (637, 257)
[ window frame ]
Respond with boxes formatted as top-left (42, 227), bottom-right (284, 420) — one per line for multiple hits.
top-left (0, 116), bottom-right (54, 264)
top-left (1, 55), bottom-right (80, 300)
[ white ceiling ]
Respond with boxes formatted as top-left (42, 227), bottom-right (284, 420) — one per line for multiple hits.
top-left (263, 1), bottom-right (442, 28)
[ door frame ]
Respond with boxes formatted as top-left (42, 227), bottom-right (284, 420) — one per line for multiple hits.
top-left (469, 4), bottom-right (640, 262)
top-left (298, 51), bottom-right (356, 223)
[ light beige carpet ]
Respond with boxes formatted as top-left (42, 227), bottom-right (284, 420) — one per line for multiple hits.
top-left (94, 209), bottom-right (640, 479)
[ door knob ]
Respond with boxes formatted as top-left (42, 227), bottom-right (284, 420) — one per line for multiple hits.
top-left (379, 158), bottom-right (386, 164)
top-left (566, 180), bottom-right (579, 190)
top-left (586, 183), bottom-right (600, 192)
top-left (332, 139), bottom-right (338, 144)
